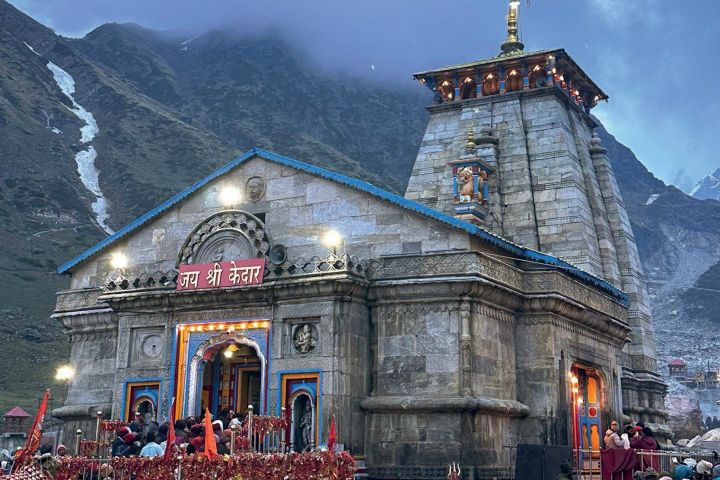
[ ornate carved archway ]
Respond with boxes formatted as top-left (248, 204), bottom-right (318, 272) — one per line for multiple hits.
top-left (186, 331), bottom-right (266, 416)
top-left (177, 210), bottom-right (271, 266)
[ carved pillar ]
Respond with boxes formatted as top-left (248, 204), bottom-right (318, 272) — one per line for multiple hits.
top-left (459, 298), bottom-right (472, 396)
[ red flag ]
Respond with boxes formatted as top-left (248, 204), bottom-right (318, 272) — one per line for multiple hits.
top-left (13, 389), bottom-right (49, 472)
top-left (327, 415), bottom-right (337, 453)
top-left (203, 408), bottom-right (218, 459)
top-left (164, 397), bottom-right (176, 459)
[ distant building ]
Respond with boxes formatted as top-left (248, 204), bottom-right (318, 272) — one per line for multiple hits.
top-left (669, 359), bottom-right (688, 378)
top-left (0, 406), bottom-right (29, 452)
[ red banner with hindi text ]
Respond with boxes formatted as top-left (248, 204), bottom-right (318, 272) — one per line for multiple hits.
top-left (176, 259), bottom-right (265, 291)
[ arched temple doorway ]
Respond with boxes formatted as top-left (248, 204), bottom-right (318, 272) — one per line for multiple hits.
top-left (187, 333), bottom-right (266, 417)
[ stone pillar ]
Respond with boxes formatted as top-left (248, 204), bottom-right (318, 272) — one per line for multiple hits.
top-left (51, 290), bottom-right (117, 446)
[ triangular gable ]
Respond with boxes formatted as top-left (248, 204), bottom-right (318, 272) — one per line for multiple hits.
top-left (57, 147), bottom-right (628, 305)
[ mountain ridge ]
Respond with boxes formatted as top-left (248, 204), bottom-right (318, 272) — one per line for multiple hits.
top-left (1, 0), bottom-right (719, 424)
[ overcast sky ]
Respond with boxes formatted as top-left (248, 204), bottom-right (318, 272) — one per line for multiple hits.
top-left (10, 0), bottom-right (720, 191)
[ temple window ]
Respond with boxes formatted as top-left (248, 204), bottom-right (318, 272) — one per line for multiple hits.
top-left (437, 80), bottom-right (455, 101)
top-left (460, 77), bottom-right (477, 99)
top-left (506, 69), bottom-right (523, 92)
top-left (482, 73), bottom-right (499, 96)
top-left (529, 64), bottom-right (547, 88)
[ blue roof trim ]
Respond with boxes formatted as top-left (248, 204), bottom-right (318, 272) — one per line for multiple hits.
top-left (57, 147), bottom-right (629, 307)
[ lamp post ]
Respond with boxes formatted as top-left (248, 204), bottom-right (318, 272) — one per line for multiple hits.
top-left (54, 365), bottom-right (76, 453)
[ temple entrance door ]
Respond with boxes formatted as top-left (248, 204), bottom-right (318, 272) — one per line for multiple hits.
top-left (199, 343), bottom-right (262, 417)
top-left (571, 366), bottom-right (603, 474)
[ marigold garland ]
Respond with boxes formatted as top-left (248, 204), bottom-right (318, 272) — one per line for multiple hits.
top-left (47, 451), bottom-right (355, 480)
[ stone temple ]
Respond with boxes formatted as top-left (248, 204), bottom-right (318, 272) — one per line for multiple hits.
top-left (53, 3), bottom-right (666, 478)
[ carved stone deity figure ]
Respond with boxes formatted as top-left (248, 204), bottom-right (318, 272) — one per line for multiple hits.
top-left (246, 176), bottom-right (265, 203)
top-left (456, 168), bottom-right (475, 203)
top-left (293, 324), bottom-right (316, 354)
top-left (300, 403), bottom-right (313, 451)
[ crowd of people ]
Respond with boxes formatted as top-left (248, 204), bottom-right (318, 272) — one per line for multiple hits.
top-left (0, 408), bottom-right (245, 474)
top-left (110, 408), bottom-right (244, 458)
top-left (604, 420), bottom-right (720, 480)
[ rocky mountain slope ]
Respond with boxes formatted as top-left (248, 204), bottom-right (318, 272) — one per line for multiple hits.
top-left (0, 0), bottom-right (426, 413)
top-left (690, 168), bottom-right (720, 201)
top-left (1, 0), bottom-right (719, 419)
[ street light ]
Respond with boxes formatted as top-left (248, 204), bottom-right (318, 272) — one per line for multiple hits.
top-left (54, 365), bottom-right (75, 455)
top-left (55, 365), bottom-right (75, 384)
top-left (322, 229), bottom-right (343, 255)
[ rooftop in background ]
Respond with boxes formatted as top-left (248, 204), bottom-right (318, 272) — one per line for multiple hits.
top-left (3, 406), bottom-right (30, 418)
top-left (668, 359), bottom-right (687, 366)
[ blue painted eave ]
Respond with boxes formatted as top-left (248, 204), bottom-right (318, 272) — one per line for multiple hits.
top-left (57, 147), bottom-right (629, 307)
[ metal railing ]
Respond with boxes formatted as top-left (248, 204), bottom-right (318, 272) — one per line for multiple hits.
top-left (573, 448), bottom-right (717, 479)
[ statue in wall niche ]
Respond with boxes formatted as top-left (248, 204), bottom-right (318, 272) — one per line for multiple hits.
top-left (293, 324), bottom-right (316, 354)
top-left (300, 404), bottom-right (313, 450)
top-left (246, 176), bottom-right (265, 203)
top-left (456, 168), bottom-right (475, 203)
top-left (455, 167), bottom-right (486, 204)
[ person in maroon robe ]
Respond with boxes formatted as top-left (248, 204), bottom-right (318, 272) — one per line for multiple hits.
top-left (631, 427), bottom-right (660, 472)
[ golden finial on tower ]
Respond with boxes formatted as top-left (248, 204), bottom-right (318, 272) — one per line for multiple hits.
top-left (499, 0), bottom-right (525, 57)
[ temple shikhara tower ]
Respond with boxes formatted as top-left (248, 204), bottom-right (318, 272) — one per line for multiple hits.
top-left (406, 0), bottom-right (666, 431)
top-left (52, 2), bottom-right (665, 478)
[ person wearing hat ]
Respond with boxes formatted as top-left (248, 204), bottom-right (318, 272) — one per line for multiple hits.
top-left (696, 460), bottom-right (713, 478)
top-left (604, 420), bottom-right (624, 449)
top-left (643, 467), bottom-right (659, 480)
top-left (55, 444), bottom-right (67, 458)
top-left (712, 463), bottom-right (720, 480)
top-left (111, 427), bottom-right (131, 456)
top-left (672, 458), bottom-right (694, 480)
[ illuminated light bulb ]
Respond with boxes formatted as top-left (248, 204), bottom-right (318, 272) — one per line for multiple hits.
top-left (110, 252), bottom-right (129, 270)
top-left (572, 387), bottom-right (579, 394)
top-left (593, 95), bottom-right (600, 102)
top-left (510, 0), bottom-right (520, 7)
top-left (55, 365), bottom-right (75, 382)
top-left (533, 65), bottom-right (541, 72)
top-left (464, 77), bottom-right (473, 83)
top-left (198, 325), bottom-right (205, 332)
top-left (570, 376), bottom-right (578, 384)
top-left (322, 229), bottom-right (343, 250)
top-left (509, 70), bottom-right (517, 76)
top-left (577, 397), bottom-right (584, 405)
top-left (189, 326), bottom-right (197, 332)
top-left (442, 80), bottom-right (450, 86)
top-left (219, 185), bottom-right (242, 206)
top-left (487, 73), bottom-right (494, 79)
top-left (574, 90), bottom-right (580, 96)
top-left (228, 326), bottom-right (235, 332)
top-left (559, 75), bottom-right (565, 81)
top-left (218, 324), bottom-right (225, 330)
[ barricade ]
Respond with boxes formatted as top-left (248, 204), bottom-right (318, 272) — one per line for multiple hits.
top-left (573, 448), bottom-right (717, 479)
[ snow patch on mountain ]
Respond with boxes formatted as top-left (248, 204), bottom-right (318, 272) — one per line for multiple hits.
top-left (646, 194), bottom-right (660, 205)
top-left (689, 169), bottom-right (720, 201)
top-left (23, 42), bottom-right (39, 56)
top-left (46, 61), bottom-right (113, 235)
